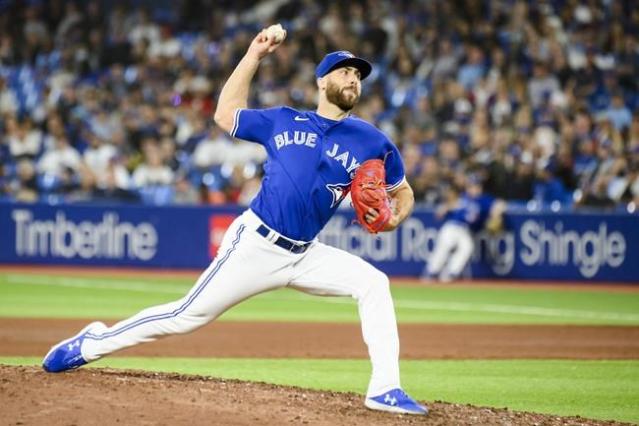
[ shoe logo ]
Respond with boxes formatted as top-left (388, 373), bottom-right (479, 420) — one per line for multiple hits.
top-left (384, 394), bottom-right (398, 406)
top-left (67, 340), bottom-right (80, 351)
top-left (294, 115), bottom-right (309, 121)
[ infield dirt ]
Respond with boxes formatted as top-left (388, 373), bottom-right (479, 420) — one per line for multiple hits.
top-left (2, 318), bottom-right (639, 359)
top-left (1, 318), bottom-right (638, 425)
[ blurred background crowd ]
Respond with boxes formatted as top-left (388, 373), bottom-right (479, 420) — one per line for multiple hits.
top-left (0, 0), bottom-right (638, 212)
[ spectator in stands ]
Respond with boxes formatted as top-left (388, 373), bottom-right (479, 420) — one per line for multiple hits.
top-left (23, 4), bottom-right (49, 64)
top-left (606, 92), bottom-right (633, 131)
top-left (528, 62), bottom-right (561, 108)
top-left (457, 45), bottom-right (485, 91)
top-left (193, 128), bottom-right (233, 170)
top-left (132, 139), bottom-right (174, 189)
top-left (579, 175), bottom-right (616, 210)
top-left (37, 136), bottom-right (82, 183)
top-left (6, 116), bottom-right (42, 160)
top-left (534, 162), bottom-right (572, 207)
top-left (0, 77), bottom-right (18, 114)
top-left (9, 158), bottom-right (39, 202)
top-left (83, 131), bottom-right (131, 193)
top-left (0, 0), bottom-right (636, 213)
top-left (172, 173), bottom-right (200, 205)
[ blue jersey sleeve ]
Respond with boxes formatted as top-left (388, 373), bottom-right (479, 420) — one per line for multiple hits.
top-left (382, 140), bottom-right (405, 191)
top-left (230, 107), bottom-right (281, 144)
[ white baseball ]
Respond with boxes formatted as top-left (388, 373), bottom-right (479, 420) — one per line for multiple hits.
top-left (266, 24), bottom-right (285, 43)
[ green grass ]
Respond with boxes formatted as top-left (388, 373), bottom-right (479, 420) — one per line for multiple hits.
top-left (2, 271), bottom-right (638, 422)
top-left (3, 357), bottom-right (637, 423)
top-left (1, 272), bottom-right (638, 324)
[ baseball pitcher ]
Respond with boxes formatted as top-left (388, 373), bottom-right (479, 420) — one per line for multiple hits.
top-left (42, 26), bottom-right (427, 415)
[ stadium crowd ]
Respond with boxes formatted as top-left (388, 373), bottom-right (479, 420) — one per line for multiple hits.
top-left (0, 0), bottom-right (638, 212)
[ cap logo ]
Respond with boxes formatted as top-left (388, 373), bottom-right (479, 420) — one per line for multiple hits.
top-left (316, 51), bottom-right (371, 80)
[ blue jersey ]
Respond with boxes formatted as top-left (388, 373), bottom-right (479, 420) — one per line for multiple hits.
top-left (444, 194), bottom-right (494, 232)
top-left (231, 106), bottom-right (405, 241)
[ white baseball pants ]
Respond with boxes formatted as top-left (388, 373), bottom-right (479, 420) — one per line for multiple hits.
top-left (82, 209), bottom-right (400, 397)
top-left (427, 221), bottom-right (474, 280)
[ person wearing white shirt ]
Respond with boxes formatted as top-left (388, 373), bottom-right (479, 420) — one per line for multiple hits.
top-left (6, 117), bottom-right (42, 159)
top-left (132, 142), bottom-right (174, 188)
top-left (83, 133), bottom-right (130, 190)
top-left (37, 137), bottom-right (81, 177)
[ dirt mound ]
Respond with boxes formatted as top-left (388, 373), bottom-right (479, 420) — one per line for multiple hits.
top-left (0, 365), bottom-right (630, 426)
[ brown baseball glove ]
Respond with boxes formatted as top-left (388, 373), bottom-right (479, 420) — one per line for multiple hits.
top-left (484, 213), bottom-right (504, 235)
top-left (350, 159), bottom-right (392, 234)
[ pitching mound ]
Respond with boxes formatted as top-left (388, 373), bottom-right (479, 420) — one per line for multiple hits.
top-left (1, 365), bottom-right (630, 426)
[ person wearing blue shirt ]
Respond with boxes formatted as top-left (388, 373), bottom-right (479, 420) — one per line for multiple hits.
top-left (606, 93), bottom-right (633, 131)
top-left (423, 176), bottom-right (505, 282)
top-left (42, 27), bottom-right (427, 415)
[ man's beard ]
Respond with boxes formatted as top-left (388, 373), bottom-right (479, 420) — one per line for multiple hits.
top-left (326, 81), bottom-right (359, 111)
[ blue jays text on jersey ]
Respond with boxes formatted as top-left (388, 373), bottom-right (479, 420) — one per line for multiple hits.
top-left (231, 106), bottom-right (406, 241)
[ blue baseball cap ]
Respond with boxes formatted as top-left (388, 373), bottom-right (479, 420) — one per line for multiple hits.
top-left (315, 51), bottom-right (372, 80)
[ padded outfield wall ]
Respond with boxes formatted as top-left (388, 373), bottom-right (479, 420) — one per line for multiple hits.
top-left (0, 201), bottom-right (637, 283)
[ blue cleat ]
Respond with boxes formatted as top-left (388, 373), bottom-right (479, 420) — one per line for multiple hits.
top-left (365, 388), bottom-right (428, 415)
top-left (42, 322), bottom-right (105, 373)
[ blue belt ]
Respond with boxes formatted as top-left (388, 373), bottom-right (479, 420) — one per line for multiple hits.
top-left (256, 225), bottom-right (311, 254)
